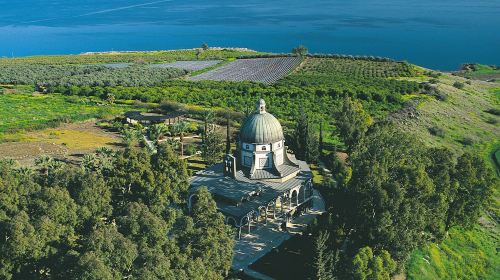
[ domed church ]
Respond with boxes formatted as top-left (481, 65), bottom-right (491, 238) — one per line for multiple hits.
top-left (189, 99), bottom-right (314, 238)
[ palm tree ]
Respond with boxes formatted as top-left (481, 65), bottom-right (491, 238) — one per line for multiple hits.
top-left (81, 154), bottom-right (99, 172)
top-left (122, 127), bottom-right (142, 147)
top-left (147, 124), bottom-right (168, 143)
top-left (35, 155), bottom-right (53, 176)
top-left (172, 121), bottom-right (190, 157)
top-left (16, 166), bottom-right (34, 177)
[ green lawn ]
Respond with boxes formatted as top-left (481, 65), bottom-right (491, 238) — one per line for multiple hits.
top-left (0, 91), bottom-right (131, 141)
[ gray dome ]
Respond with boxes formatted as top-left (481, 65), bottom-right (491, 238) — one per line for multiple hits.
top-left (240, 100), bottom-right (284, 144)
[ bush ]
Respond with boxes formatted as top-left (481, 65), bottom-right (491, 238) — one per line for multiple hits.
top-left (428, 126), bottom-right (445, 137)
top-left (429, 78), bottom-right (439, 84)
top-left (453, 81), bottom-right (465, 89)
top-left (427, 71), bottom-right (441, 78)
top-left (434, 92), bottom-right (448, 101)
top-left (485, 117), bottom-right (498, 125)
top-left (459, 136), bottom-right (476, 146)
top-left (485, 108), bottom-right (500, 116)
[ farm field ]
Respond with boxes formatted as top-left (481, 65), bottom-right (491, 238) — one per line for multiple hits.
top-left (151, 60), bottom-right (222, 71)
top-left (0, 91), bottom-right (134, 142)
top-left (0, 49), bottom-right (259, 65)
top-left (0, 121), bottom-right (122, 166)
top-left (295, 57), bottom-right (417, 78)
top-left (189, 57), bottom-right (302, 83)
top-left (0, 64), bottom-right (187, 87)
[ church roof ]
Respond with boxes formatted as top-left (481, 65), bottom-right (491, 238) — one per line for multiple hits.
top-left (189, 156), bottom-right (312, 220)
top-left (239, 99), bottom-right (284, 144)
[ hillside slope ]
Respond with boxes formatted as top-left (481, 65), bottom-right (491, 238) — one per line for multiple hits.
top-left (399, 73), bottom-right (500, 279)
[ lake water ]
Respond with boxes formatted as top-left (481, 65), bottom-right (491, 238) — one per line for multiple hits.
top-left (0, 0), bottom-right (498, 70)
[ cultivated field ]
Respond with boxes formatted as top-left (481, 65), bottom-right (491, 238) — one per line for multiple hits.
top-left (0, 91), bottom-right (135, 142)
top-left (151, 60), bottom-right (222, 71)
top-left (0, 49), bottom-right (258, 65)
top-left (294, 57), bottom-right (417, 78)
top-left (189, 57), bottom-right (301, 83)
top-left (0, 121), bottom-right (122, 166)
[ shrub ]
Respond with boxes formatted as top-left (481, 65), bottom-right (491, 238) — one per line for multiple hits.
top-left (453, 81), bottom-right (465, 89)
top-left (459, 136), bottom-right (476, 146)
top-left (429, 78), bottom-right (439, 84)
top-left (427, 71), bottom-right (441, 78)
top-left (485, 108), bottom-right (500, 116)
top-left (428, 126), bottom-right (445, 137)
top-left (434, 92), bottom-right (448, 101)
top-left (465, 80), bottom-right (472, 85)
top-left (485, 117), bottom-right (498, 125)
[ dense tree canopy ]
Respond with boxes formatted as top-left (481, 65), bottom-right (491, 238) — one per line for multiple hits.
top-left (0, 145), bottom-right (234, 279)
top-left (316, 123), bottom-right (498, 278)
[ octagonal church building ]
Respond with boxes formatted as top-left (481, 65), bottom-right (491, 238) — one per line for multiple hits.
top-left (189, 99), bottom-right (314, 238)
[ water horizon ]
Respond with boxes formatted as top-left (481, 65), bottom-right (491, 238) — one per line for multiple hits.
top-left (0, 0), bottom-right (499, 71)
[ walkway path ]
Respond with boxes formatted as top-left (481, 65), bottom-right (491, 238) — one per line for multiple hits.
top-left (231, 189), bottom-right (326, 279)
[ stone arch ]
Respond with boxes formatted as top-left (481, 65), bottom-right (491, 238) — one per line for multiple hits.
top-left (291, 189), bottom-right (299, 207)
top-left (258, 206), bottom-right (268, 224)
top-left (239, 213), bottom-right (254, 238)
top-left (299, 184), bottom-right (306, 204)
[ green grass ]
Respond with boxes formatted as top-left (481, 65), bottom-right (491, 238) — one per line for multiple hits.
top-left (492, 88), bottom-right (500, 101)
top-left (458, 64), bottom-right (500, 80)
top-left (470, 64), bottom-right (500, 75)
top-left (400, 75), bottom-right (500, 280)
top-left (407, 223), bottom-right (500, 280)
top-left (397, 74), bottom-right (500, 160)
top-left (0, 92), bottom-right (132, 141)
top-left (310, 164), bottom-right (324, 185)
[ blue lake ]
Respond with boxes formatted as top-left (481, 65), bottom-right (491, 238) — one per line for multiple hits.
top-left (0, 0), bottom-right (499, 70)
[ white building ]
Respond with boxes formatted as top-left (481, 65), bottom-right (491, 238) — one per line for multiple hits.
top-left (189, 99), bottom-right (313, 238)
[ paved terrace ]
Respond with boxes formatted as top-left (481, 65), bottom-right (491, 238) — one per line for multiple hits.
top-left (231, 189), bottom-right (326, 279)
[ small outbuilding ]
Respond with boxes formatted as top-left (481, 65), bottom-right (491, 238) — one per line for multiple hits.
top-left (124, 111), bottom-right (185, 125)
